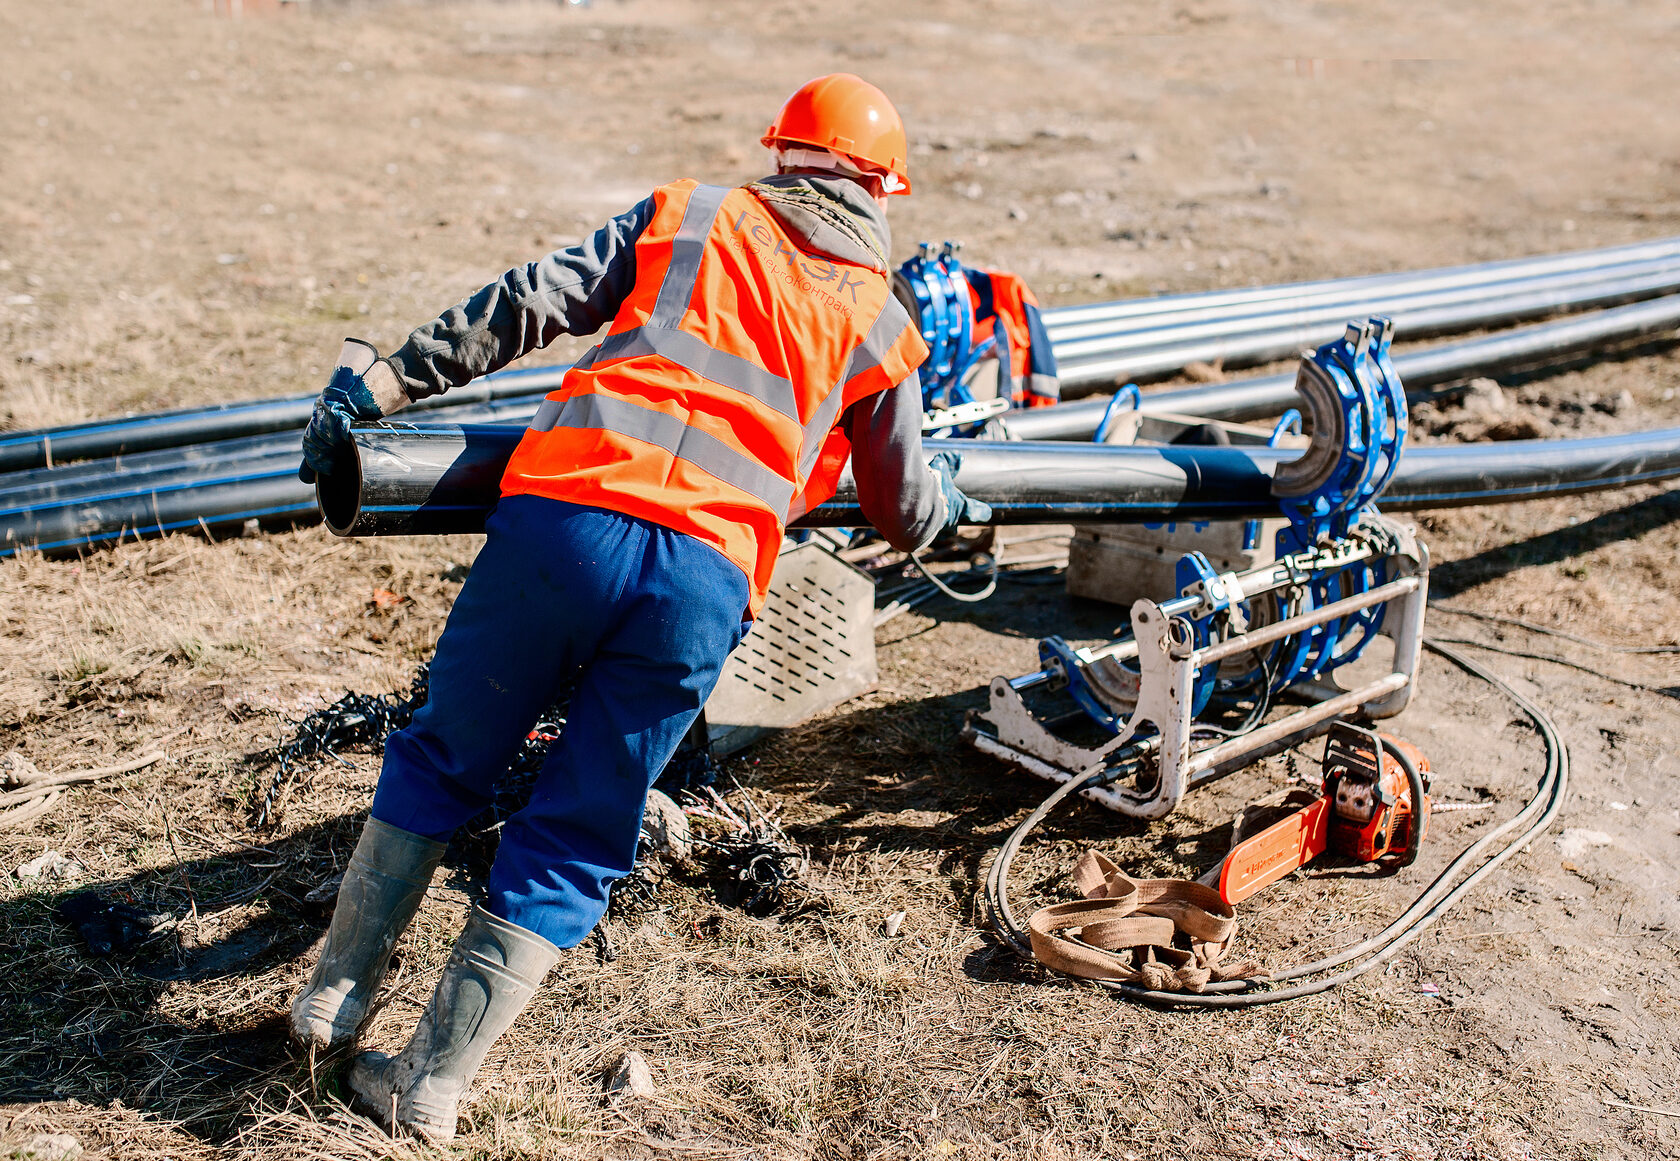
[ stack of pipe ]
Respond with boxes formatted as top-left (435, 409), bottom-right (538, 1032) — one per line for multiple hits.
top-left (1044, 235), bottom-right (1680, 391)
top-left (1006, 293), bottom-right (1680, 440)
top-left (0, 391), bottom-right (550, 555)
top-left (0, 360), bottom-right (570, 474)
top-left (3, 236), bottom-right (1680, 556)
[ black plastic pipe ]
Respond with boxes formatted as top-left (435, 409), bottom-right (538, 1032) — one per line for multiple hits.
top-left (1042, 235), bottom-right (1680, 331)
top-left (1005, 293), bottom-right (1680, 439)
top-left (12, 418), bottom-right (1677, 558)
top-left (0, 361), bottom-right (570, 474)
top-left (1056, 261), bottom-right (1680, 390)
top-left (313, 422), bottom-right (1680, 538)
top-left (1049, 252), bottom-right (1680, 349)
top-left (0, 398), bottom-right (543, 557)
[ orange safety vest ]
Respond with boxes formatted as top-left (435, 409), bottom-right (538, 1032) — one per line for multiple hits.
top-left (966, 267), bottom-right (1060, 407)
top-left (501, 180), bottom-right (928, 616)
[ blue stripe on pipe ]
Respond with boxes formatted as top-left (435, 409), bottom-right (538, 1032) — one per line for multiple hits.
top-left (0, 501), bottom-right (318, 557)
top-left (0, 461), bottom-right (304, 517)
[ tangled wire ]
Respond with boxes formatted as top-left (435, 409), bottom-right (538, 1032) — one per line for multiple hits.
top-left (251, 671), bottom-right (804, 928)
top-left (251, 665), bottom-right (431, 827)
top-left (251, 663), bottom-right (722, 828)
top-left (686, 787), bottom-right (809, 917)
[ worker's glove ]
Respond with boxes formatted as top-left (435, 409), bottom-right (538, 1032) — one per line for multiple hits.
top-left (928, 450), bottom-right (992, 538)
top-left (298, 339), bottom-right (404, 484)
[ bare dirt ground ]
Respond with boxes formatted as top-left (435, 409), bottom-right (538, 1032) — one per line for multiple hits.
top-left (1, 1), bottom-right (1677, 1158)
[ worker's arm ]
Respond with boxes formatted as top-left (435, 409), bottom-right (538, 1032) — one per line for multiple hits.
top-left (382, 198), bottom-right (656, 406)
top-left (844, 368), bottom-right (946, 551)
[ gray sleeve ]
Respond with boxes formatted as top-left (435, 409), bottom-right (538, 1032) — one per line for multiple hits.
top-left (845, 367), bottom-right (946, 552)
top-left (387, 197), bottom-right (654, 399)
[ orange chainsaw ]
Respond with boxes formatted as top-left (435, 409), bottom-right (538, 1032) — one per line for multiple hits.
top-left (1216, 723), bottom-right (1431, 906)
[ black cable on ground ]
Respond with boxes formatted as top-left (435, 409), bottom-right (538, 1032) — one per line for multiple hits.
top-left (1429, 602), bottom-right (1680, 654)
top-left (251, 665), bottom-right (432, 828)
top-left (1431, 636), bottom-right (1680, 701)
top-left (982, 640), bottom-right (1570, 1006)
top-left (1379, 735), bottom-right (1428, 869)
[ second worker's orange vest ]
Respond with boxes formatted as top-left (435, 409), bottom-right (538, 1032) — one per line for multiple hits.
top-left (501, 180), bottom-right (927, 615)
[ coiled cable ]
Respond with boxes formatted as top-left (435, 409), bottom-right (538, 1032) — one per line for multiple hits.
top-left (981, 640), bottom-right (1569, 1006)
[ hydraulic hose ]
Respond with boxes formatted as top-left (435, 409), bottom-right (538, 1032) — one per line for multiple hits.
top-left (1005, 293), bottom-right (1680, 439)
top-left (313, 423), bottom-right (1680, 539)
top-left (979, 641), bottom-right (1569, 1005)
top-left (1041, 234), bottom-right (1680, 331)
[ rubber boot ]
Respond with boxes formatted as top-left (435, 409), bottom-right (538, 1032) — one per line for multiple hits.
top-left (289, 818), bottom-right (447, 1053)
top-left (348, 904), bottom-right (559, 1143)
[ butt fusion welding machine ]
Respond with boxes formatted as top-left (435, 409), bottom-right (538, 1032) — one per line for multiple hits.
top-left (966, 318), bottom-right (1434, 894)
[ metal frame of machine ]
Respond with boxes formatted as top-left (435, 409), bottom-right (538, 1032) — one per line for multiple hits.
top-left (965, 316), bottom-right (1425, 819)
top-left (966, 514), bottom-right (1427, 818)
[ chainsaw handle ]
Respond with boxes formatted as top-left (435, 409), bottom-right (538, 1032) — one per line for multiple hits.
top-left (1380, 736), bottom-right (1428, 867)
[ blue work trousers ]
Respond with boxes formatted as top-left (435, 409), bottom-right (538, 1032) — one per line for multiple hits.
top-left (370, 494), bottom-right (748, 948)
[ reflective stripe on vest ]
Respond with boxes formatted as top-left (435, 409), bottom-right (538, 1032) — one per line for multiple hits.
top-left (798, 302), bottom-right (904, 479)
top-left (583, 327), bottom-right (800, 424)
top-left (528, 392), bottom-right (797, 515)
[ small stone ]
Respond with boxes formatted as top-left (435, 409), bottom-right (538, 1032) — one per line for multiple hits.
top-left (1556, 828), bottom-right (1613, 859)
top-left (18, 1133), bottom-right (82, 1160)
top-left (0, 751), bottom-right (43, 787)
top-left (17, 850), bottom-right (84, 882)
top-left (1592, 389), bottom-right (1635, 416)
top-left (1008, 205), bottom-right (1029, 222)
top-left (882, 910), bottom-right (906, 938)
top-left (605, 1049), bottom-right (656, 1098)
top-left (641, 789), bottom-right (691, 859)
top-left (1461, 378), bottom-right (1508, 416)
top-left (1051, 190), bottom-right (1083, 209)
top-left (1128, 143), bottom-right (1156, 164)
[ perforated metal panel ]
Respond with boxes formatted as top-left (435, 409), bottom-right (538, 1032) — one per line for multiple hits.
top-left (705, 543), bottom-right (878, 754)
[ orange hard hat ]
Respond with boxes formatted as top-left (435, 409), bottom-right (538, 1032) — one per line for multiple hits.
top-left (761, 73), bottom-right (912, 196)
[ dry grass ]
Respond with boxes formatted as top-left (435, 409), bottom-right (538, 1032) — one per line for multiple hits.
top-left (0, 523), bottom-right (1578, 1158)
top-left (0, 475), bottom-right (1656, 1160)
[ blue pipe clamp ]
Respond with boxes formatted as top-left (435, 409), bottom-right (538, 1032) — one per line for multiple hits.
top-left (1271, 316), bottom-right (1407, 545)
top-left (898, 241), bottom-right (994, 413)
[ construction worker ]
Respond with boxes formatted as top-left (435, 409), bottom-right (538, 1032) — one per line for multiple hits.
top-left (288, 74), bottom-right (989, 1142)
